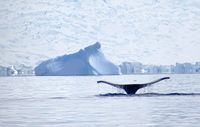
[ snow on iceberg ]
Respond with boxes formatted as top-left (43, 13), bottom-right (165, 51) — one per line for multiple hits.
top-left (34, 42), bottom-right (119, 76)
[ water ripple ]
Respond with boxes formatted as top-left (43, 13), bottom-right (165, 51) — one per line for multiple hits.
top-left (97, 93), bottom-right (200, 97)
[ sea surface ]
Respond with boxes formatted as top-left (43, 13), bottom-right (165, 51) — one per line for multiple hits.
top-left (0, 74), bottom-right (200, 127)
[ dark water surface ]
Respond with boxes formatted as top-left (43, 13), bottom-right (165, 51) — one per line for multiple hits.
top-left (0, 74), bottom-right (200, 127)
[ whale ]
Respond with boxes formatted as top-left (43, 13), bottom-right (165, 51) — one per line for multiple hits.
top-left (97, 77), bottom-right (170, 94)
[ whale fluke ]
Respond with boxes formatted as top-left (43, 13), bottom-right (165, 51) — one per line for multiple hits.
top-left (97, 77), bottom-right (170, 94)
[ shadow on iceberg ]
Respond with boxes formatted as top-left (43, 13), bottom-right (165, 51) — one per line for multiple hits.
top-left (34, 42), bottom-right (119, 76)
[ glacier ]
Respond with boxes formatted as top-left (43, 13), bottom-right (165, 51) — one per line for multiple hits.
top-left (34, 42), bottom-right (119, 76)
top-left (1, 0), bottom-right (200, 66)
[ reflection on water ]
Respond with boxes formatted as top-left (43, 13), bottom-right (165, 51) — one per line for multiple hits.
top-left (0, 74), bottom-right (200, 127)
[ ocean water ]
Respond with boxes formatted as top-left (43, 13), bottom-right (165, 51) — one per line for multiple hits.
top-left (0, 74), bottom-right (200, 127)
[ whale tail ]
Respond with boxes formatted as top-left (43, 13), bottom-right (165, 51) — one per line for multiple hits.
top-left (97, 77), bottom-right (170, 94)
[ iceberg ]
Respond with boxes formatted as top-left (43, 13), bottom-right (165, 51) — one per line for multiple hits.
top-left (34, 42), bottom-right (119, 76)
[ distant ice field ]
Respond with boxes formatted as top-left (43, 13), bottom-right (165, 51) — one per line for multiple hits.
top-left (0, 0), bottom-right (200, 66)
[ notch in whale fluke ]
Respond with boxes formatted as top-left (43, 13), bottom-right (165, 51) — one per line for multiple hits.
top-left (97, 77), bottom-right (170, 95)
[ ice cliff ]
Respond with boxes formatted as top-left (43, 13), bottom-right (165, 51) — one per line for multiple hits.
top-left (34, 42), bottom-right (119, 76)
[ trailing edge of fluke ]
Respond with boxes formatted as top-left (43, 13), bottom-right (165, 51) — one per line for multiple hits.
top-left (97, 77), bottom-right (170, 94)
